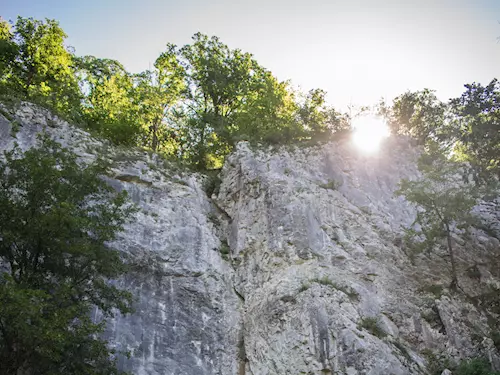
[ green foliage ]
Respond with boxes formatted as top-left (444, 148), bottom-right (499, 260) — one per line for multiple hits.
top-left (174, 33), bottom-right (307, 168)
top-left (419, 284), bottom-right (445, 299)
top-left (396, 148), bottom-right (484, 289)
top-left (387, 89), bottom-right (447, 144)
top-left (319, 179), bottom-right (341, 190)
top-left (133, 44), bottom-right (185, 153)
top-left (384, 82), bottom-right (500, 186)
top-left (309, 277), bottom-right (359, 300)
top-left (449, 79), bottom-right (500, 183)
top-left (456, 358), bottom-right (500, 375)
top-left (219, 240), bottom-right (230, 261)
top-left (421, 349), bottom-right (453, 375)
top-left (9, 119), bottom-right (20, 137)
top-left (311, 276), bottom-right (337, 287)
top-left (0, 19), bottom-right (17, 80)
top-left (0, 135), bottom-right (135, 374)
top-left (1, 16), bottom-right (350, 169)
top-left (297, 89), bottom-right (347, 138)
top-left (0, 17), bottom-right (81, 118)
top-left (203, 170), bottom-right (222, 197)
top-left (298, 283), bottom-right (311, 293)
top-left (358, 317), bottom-right (387, 339)
top-left (76, 56), bottom-right (141, 145)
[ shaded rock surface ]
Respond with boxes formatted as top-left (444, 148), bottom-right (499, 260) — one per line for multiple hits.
top-left (1, 101), bottom-right (500, 375)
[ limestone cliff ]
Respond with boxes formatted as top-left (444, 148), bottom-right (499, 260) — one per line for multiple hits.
top-left (1, 101), bottom-right (499, 375)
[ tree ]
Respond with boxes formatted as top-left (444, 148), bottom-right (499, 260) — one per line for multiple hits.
top-left (176, 33), bottom-right (258, 168)
top-left (449, 79), bottom-right (500, 183)
top-left (396, 148), bottom-right (483, 290)
top-left (133, 44), bottom-right (185, 153)
top-left (0, 18), bottom-right (17, 83)
top-left (177, 33), bottom-right (305, 168)
top-left (0, 135), bottom-right (135, 374)
top-left (77, 56), bottom-right (141, 145)
top-left (2, 17), bottom-right (81, 117)
top-left (295, 88), bottom-right (347, 140)
top-left (389, 89), bottom-right (447, 144)
top-left (235, 69), bottom-right (303, 145)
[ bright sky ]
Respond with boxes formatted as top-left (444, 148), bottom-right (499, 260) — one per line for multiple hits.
top-left (3, 0), bottom-right (500, 110)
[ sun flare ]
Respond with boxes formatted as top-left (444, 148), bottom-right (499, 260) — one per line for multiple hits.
top-left (351, 115), bottom-right (390, 153)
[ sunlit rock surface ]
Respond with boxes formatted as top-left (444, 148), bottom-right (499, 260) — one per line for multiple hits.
top-left (1, 101), bottom-right (500, 375)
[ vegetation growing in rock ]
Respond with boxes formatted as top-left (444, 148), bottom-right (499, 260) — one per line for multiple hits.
top-left (423, 352), bottom-right (500, 375)
top-left (0, 135), bottom-right (135, 374)
top-left (418, 284), bottom-right (445, 298)
top-left (219, 240), bottom-right (231, 261)
top-left (318, 179), bottom-right (341, 190)
top-left (358, 317), bottom-right (387, 339)
top-left (455, 358), bottom-right (500, 375)
top-left (311, 276), bottom-right (337, 287)
top-left (396, 147), bottom-right (488, 290)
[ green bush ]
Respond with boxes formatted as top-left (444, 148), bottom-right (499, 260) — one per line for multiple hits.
top-left (298, 283), bottom-right (310, 293)
top-left (358, 317), bottom-right (387, 339)
top-left (421, 349), bottom-right (453, 375)
top-left (203, 171), bottom-right (222, 197)
top-left (422, 352), bottom-right (500, 375)
top-left (419, 284), bottom-right (445, 299)
top-left (219, 240), bottom-right (230, 261)
top-left (311, 276), bottom-right (337, 287)
top-left (319, 179), bottom-right (340, 190)
top-left (456, 358), bottom-right (500, 375)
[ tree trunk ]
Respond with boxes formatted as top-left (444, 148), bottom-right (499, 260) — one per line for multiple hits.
top-left (197, 124), bottom-right (206, 170)
top-left (151, 121), bottom-right (159, 152)
top-left (445, 223), bottom-right (459, 290)
top-left (25, 64), bottom-right (36, 94)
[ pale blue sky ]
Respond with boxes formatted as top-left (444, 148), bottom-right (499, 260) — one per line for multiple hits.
top-left (2, 0), bottom-right (500, 109)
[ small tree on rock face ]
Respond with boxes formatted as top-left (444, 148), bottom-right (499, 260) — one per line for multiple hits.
top-left (396, 148), bottom-right (484, 290)
top-left (0, 135), bottom-right (135, 374)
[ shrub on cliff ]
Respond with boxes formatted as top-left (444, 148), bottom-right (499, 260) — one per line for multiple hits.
top-left (0, 135), bottom-right (135, 374)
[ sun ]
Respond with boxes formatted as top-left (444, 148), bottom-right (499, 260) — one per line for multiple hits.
top-left (351, 115), bottom-right (390, 153)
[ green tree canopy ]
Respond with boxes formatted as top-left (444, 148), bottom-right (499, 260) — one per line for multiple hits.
top-left (0, 17), bottom-right (81, 117)
top-left (387, 89), bottom-right (447, 144)
top-left (449, 79), bottom-right (500, 183)
top-left (296, 88), bottom-right (350, 139)
top-left (76, 55), bottom-right (141, 145)
top-left (0, 18), bottom-right (17, 81)
top-left (175, 33), bottom-right (307, 168)
top-left (0, 136), bottom-right (135, 374)
top-left (133, 44), bottom-right (185, 153)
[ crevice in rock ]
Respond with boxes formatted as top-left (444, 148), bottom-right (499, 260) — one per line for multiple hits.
top-left (233, 286), bottom-right (245, 302)
top-left (211, 198), bottom-right (233, 222)
top-left (237, 323), bottom-right (247, 375)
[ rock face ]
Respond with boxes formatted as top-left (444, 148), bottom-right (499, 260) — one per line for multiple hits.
top-left (1, 101), bottom-right (500, 375)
